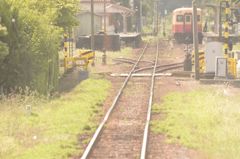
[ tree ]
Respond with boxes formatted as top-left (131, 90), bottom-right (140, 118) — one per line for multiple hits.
top-left (0, 20), bottom-right (8, 63)
top-left (0, 0), bottom-right (80, 94)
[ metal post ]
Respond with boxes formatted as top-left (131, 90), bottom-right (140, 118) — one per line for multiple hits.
top-left (91, 0), bottom-right (95, 51)
top-left (193, 0), bottom-right (199, 80)
top-left (139, 0), bottom-right (142, 32)
top-left (103, 0), bottom-right (107, 65)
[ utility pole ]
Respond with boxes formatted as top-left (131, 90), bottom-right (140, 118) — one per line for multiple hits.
top-left (91, 0), bottom-right (94, 51)
top-left (193, 0), bottom-right (200, 80)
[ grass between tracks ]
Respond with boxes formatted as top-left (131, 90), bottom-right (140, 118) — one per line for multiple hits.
top-left (0, 78), bottom-right (111, 159)
top-left (151, 87), bottom-right (240, 159)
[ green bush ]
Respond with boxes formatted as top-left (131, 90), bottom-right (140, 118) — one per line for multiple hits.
top-left (0, 0), bottom-right (79, 94)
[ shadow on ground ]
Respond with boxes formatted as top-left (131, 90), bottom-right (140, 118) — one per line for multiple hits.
top-left (58, 69), bottom-right (89, 93)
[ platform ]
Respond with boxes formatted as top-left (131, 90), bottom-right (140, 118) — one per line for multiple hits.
top-left (119, 33), bottom-right (142, 48)
top-left (76, 34), bottom-right (121, 51)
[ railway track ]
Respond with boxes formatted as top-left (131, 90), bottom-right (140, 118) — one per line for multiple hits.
top-left (114, 57), bottom-right (183, 73)
top-left (80, 41), bottom-right (160, 159)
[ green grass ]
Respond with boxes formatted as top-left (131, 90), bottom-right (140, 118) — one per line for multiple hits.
top-left (0, 78), bottom-right (111, 159)
top-left (151, 87), bottom-right (240, 159)
top-left (142, 25), bottom-right (154, 35)
top-left (142, 36), bottom-right (159, 43)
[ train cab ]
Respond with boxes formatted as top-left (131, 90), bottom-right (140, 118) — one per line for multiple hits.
top-left (172, 8), bottom-right (203, 43)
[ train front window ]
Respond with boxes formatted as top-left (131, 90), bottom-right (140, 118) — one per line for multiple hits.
top-left (185, 15), bottom-right (191, 22)
top-left (176, 15), bottom-right (183, 22)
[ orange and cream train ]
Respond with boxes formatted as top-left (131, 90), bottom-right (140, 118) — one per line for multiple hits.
top-left (172, 8), bottom-right (203, 43)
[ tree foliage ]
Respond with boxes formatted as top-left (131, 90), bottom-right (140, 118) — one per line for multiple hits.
top-left (0, 0), bottom-right (79, 94)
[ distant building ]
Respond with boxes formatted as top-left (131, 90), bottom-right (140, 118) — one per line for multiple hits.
top-left (77, 0), bottom-right (134, 35)
top-left (74, 12), bottom-right (102, 39)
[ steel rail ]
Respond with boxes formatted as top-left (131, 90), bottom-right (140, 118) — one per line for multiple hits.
top-left (134, 62), bottom-right (184, 73)
top-left (80, 43), bottom-right (149, 159)
top-left (110, 73), bottom-right (172, 77)
top-left (113, 59), bottom-right (136, 65)
top-left (140, 41), bottom-right (159, 159)
top-left (114, 57), bottom-right (155, 64)
top-left (156, 64), bottom-right (183, 73)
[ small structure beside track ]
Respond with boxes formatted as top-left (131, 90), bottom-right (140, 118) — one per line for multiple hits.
top-left (119, 33), bottom-right (142, 48)
top-left (76, 33), bottom-right (142, 51)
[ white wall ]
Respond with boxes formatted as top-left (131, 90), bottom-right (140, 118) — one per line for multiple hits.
top-left (74, 13), bottom-right (102, 37)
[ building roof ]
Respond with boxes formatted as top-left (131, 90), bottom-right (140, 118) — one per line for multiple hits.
top-left (80, 1), bottom-right (134, 16)
top-left (106, 3), bottom-right (134, 15)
